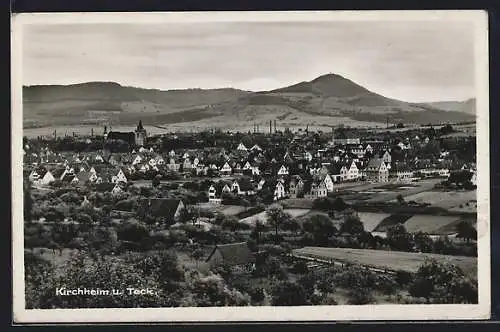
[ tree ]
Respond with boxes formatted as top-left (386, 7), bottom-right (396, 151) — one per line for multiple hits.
top-left (409, 258), bottom-right (477, 304)
top-left (332, 197), bottom-right (348, 211)
top-left (24, 179), bottom-right (33, 222)
top-left (340, 214), bottom-right (364, 235)
top-left (387, 223), bottom-right (414, 251)
top-left (413, 231), bottom-right (434, 252)
top-left (447, 170), bottom-right (473, 187)
top-left (84, 227), bottom-right (118, 255)
top-left (272, 281), bottom-right (308, 306)
top-left (221, 216), bottom-right (241, 232)
top-left (30, 251), bottom-right (168, 309)
top-left (456, 221), bottom-right (477, 243)
top-left (440, 124), bottom-right (454, 136)
top-left (347, 286), bottom-right (375, 305)
top-left (303, 214), bottom-right (337, 244)
top-left (183, 271), bottom-right (250, 307)
top-left (282, 219), bottom-right (301, 235)
top-left (152, 174), bottom-right (162, 188)
top-left (266, 204), bottom-right (291, 242)
top-left (117, 219), bottom-right (149, 244)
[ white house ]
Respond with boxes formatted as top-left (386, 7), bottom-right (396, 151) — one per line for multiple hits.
top-left (132, 155), bottom-right (143, 166)
top-left (366, 158), bottom-right (389, 183)
top-left (39, 170), bottom-right (56, 185)
top-left (155, 155), bottom-right (165, 165)
top-left (220, 162), bottom-right (232, 176)
top-left (243, 161), bottom-right (252, 171)
top-left (236, 143), bottom-right (248, 151)
top-left (308, 180), bottom-right (328, 198)
top-left (321, 174), bottom-right (335, 192)
top-left (251, 144), bottom-right (262, 152)
top-left (277, 165), bottom-right (289, 176)
top-left (112, 169), bottom-right (128, 184)
top-left (28, 169), bottom-right (43, 182)
top-left (274, 181), bottom-right (287, 200)
top-left (208, 185), bottom-right (222, 205)
top-left (346, 161), bottom-right (360, 181)
top-left (381, 150), bottom-right (392, 164)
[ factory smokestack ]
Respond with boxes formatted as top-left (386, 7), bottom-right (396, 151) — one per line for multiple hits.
top-left (274, 120), bottom-right (276, 133)
top-left (269, 120), bottom-right (272, 134)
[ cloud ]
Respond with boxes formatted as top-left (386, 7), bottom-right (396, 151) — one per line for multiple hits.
top-left (21, 20), bottom-right (475, 102)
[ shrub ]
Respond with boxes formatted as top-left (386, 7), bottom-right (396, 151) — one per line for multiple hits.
top-left (347, 287), bottom-right (375, 305)
top-left (271, 281), bottom-right (308, 306)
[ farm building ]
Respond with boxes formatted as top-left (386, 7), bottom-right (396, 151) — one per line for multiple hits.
top-left (205, 242), bottom-right (255, 270)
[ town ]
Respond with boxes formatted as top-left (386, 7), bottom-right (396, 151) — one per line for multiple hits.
top-left (23, 119), bottom-right (478, 308)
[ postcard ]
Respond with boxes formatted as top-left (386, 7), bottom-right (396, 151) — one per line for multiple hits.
top-left (11, 10), bottom-right (490, 323)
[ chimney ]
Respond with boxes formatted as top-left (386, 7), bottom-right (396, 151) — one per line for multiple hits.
top-left (269, 120), bottom-right (272, 134)
top-left (274, 120), bottom-right (277, 133)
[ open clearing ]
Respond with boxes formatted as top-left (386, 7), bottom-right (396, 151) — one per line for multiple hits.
top-left (292, 247), bottom-right (477, 279)
top-left (239, 208), bottom-right (310, 226)
top-left (402, 190), bottom-right (476, 211)
top-left (357, 212), bottom-right (391, 232)
top-left (403, 215), bottom-right (462, 235)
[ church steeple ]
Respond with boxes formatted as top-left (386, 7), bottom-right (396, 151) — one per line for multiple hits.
top-left (134, 120), bottom-right (147, 146)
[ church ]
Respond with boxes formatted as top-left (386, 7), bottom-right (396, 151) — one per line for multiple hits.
top-left (104, 120), bottom-right (147, 146)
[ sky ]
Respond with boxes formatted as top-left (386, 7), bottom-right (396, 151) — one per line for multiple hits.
top-left (22, 20), bottom-right (475, 102)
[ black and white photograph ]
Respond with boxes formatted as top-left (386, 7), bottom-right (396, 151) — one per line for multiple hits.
top-left (11, 11), bottom-right (490, 322)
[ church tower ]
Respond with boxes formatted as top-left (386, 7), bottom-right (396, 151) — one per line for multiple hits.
top-left (134, 120), bottom-right (147, 146)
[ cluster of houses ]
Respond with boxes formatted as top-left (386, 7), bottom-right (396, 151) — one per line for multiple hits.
top-left (24, 133), bottom-right (476, 202)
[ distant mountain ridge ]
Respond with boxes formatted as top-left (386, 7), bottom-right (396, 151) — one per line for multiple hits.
top-left (421, 98), bottom-right (476, 115)
top-left (22, 74), bottom-right (475, 129)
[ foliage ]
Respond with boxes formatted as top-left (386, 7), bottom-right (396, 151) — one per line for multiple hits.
top-left (182, 271), bottom-right (250, 307)
top-left (117, 219), bottom-right (150, 244)
top-left (413, 231), bottom-right (434, 253)
top-left (303, 214), bottom-right (337, 244)
top-left (347, 286), bottom-right (375, 305)
top-left (339, 214), bottom-right (364, 235)
top-left (386, 223), bottom-right (414, 251)
top-left (266, 204), bottom-right (292, 242)
top-left (271, 281), bottom-right (309, 306)
top-left (408, 258), bottom-right (477, 303)
top-left (456, 221), bottom-right (477, 243)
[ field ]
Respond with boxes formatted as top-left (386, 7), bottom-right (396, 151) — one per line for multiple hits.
top-left (23, 125), bottom-right (171, 138)
top-left (357, 212), bottom-right (391, 232)
top-left (293, 247), bottom-right (477, 279)
top-left (239, 208), bottom-right (310, 226)
top-left (403, 215), bottom-right (463, 235)
top-left (218, 205), bottom-right (248, 217)
top-left (402, 190), bottom-right (476, 212)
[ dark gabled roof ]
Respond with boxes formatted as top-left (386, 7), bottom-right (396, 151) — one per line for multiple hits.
top-left (236, 177), bottom-right (255, 191)
top-left (62, 174), bottom-right (75, 182)
top-left (107, 131), bottom-right (135, 144)
top-left (328, 163), bottom-right (343, 175)
top-left (33, 166), bottom-right (48, 177)
top-left (138, 198), bottom-right (183, 219)
top-left (95, 182), bottom-right (117, 192)
top-left (366, 158), bottom-right (384, 170)
top-left (206, 242), bottom-right (255, 266)
top-left (390, 162), bottom-right (412, 172)
top-left (76, 171), bottom-right (92, 182)
top-left (51, 167), bottom-right (66, 179)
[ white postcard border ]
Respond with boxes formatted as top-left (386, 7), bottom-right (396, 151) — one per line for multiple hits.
top-left (11, 10), bottom-right (491, 323)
